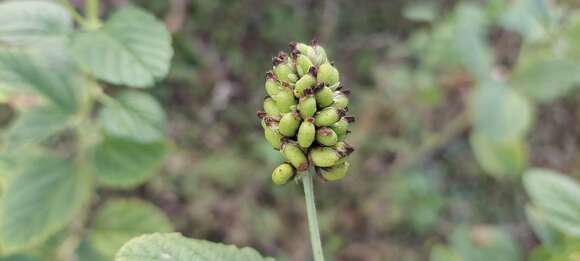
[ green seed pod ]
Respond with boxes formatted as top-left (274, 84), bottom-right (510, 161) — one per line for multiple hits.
top-left (314, 107), bottom-right (345, 127)
top-left (263, 97), bottom-right (281, 116)
top-left (298, 90), bottom-right (317, 118)
top-left (290, 42), bottom-right (315, 57)
top-left (320, 161), bottom-right (350, 181)
top-left (310, 41), bottom-right (328, 66)
top-left (265, 72), bottom-right (282, 97)
top-left (333, 90), bottom-right (349, 109)
top-left (309, 146), bottom-right (341, 167)
top-left (316, 127), bottom-right (338, 146)
top-left (272, 163), bottom-right (295, 185)
top-left (272, 86), bottom-right (296, 113)
top-left (273, 52), bottom-right (298, 83)
top-left (264, 124), bottom-right (283, 150)
top-left (279, 111), bottom-right (301, 137)
top-left (314, 84), bottom-right (334, 108)
top-left (330, 116), bottom-right (354, 141)
top-left (292, 50), bottom-right (314, 77)
top-left (297, 117), bottom-right (316, 148)
top-left (294, 68), bottom-right (317, 97)
top-left (282, 141), bottom-right (309, 171)
top-left (334, 141), bottom-right (355, 164)
top-left (317, 62), bottom-right (339, 86)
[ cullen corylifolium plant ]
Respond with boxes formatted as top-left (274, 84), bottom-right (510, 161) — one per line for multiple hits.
top-left (258, 41), bottom-right (354, 261)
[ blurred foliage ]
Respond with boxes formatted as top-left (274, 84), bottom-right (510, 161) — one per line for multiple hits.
top-left (2, 0), bottom-right (580, 260)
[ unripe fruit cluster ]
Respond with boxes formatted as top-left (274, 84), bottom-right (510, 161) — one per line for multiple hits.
top-left (258, 41), bottom-right (354, 185)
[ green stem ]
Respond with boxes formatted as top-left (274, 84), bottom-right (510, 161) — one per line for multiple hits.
top-left (84, 0), bottom-right (102, 30)
top-left (58, 0), bottom-right (87, 26)
top-left (302, 170), bottom-right (325, 261)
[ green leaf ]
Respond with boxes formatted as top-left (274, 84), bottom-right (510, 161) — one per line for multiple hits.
top-left (524, 169), bottom-right (580, 237)
top-left (89, 199), bottom-right (173, 257)
top-left (98, 91), bottom-right (165, 143)
top-left (0, 154), bottom-right (90, 253)
top-left (3, 106), bottom-right (71, 150)
top-left (471, 83), bottom-right (533, 142)
top-left (0, 0), bottom-right (72, 46)
top-left (470, 132), bottom-right (527, 178)
top-left (500, 0), bottom-right (551, 42)
top-left (526, 205), bottom-right (565, 251)
top-left (115, 233), bottom-right (275, 261)
top-left (454, 4), bottom-right (492, 82)
top-left (0, 52), bottom-right (79, 112)
top-left (92, 138), bottom-right (167, 188)
top-left (71, 6), bottom-right (173, 87)
top-left (512, 58), bottom-right (580, 102)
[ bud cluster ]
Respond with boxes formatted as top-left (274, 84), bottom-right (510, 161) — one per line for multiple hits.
top-left (258, 41), bottom-right (354, 185)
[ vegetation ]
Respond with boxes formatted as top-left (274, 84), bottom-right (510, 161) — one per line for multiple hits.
top-left (0, 0), bottom-right (579, 260)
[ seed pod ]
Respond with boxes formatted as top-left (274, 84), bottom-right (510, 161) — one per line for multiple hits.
top-left (263, 97), bottom-right (281, 116)
top-left (292, 50), bottom-right (314, 77)
top-left (333, 90), bottom-right (349, 109)
top-left (320, 162), bottom-right (350, 181)
top-left (290, 42), bottom-right (315, 58)
top-left (272, 163), bottom-right (295, 185)
top-left (310, 146), bottom-right (341, 167)
top-left (272, 86), bottom-right (296, 113)
top-left (316, 127), bottom-right (338, 146)
top-left (330, 116), bottom-right (354, 141)
top-left (298, 90), bottom-right (317, 118)
top-left (313, 84), bottom-right (334, 108)
top-left (317, 62), bottom-right (339, 86)
top-left (279, 111), bottom-right (301, 137)
top-left (282, 141), bottom-right (309, 171)
top-left (310, 41), bottom-right (328, 66)
top-left (263, 123), bottom-right (283, 150)
top-left (294, 68), bottom-right (317, 97)
top-left (334, 141), bottom-right (355, 164)
top-left (273, 52), bottom-right (298, 83)
top-left (314, 107), bottom-right (345, 127)
top-left (265, 72), bottom-right (282, 97)
top-left (297, 117), bottom-right (315, 148)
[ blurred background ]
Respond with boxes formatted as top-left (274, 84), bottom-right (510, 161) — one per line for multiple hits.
top-left (8, 0), bottom-right (580, 260)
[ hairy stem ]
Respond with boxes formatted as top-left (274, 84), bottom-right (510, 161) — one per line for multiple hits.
top-left (302, 170), bottom-right (325, 261)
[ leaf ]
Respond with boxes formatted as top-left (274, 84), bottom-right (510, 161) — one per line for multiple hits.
top-left (115, 233), bottom-right (275, 261)
top-left (92, 138), bottom-right (167, 188)
top-left (3, 106), bottom-right (71, 150)
top-left (511, 58), bottom-right (580, 102)
top-left (98, 91), bottom-right (165, 143)
top-left (89, 199), bottom-right (173, 257)
top-left (523, 169), bottom-right (580, 237)
top-left (470, 83), bottom-right (533, 142)
top-left (71, 6), bottom-right (173, 87)
top-left (0, 0), bottom-right (72, 46)
top-left (0, 154), bottom-right (90, 253)
top-left (470, 132), bottom-right (528, 178)
top-left (500, 0), bottom-right (551, 42)
top-left (525, 205), bottom-right (565, 251)
top-left (0, 52), bottom-right (79, 112)
top-left (454, 4), bottom-right (492, 82)
top-left (0, 255), bottom-right (41, 261)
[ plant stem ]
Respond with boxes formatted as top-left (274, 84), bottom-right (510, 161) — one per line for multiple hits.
top-left (58, 0), bottom-right (87, 26)
top-left (84, 0), bottom-right (102, 30)
top-left (302, 170), bottom-right (325, 261)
